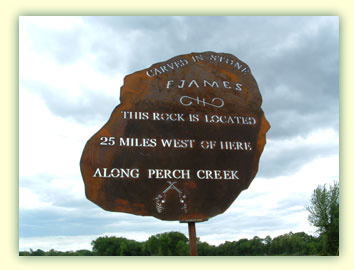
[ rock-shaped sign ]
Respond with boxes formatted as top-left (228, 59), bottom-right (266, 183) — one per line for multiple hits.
top-left (80, 52), bottom-right (270, 222)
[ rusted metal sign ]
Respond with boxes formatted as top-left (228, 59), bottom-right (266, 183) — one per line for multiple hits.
top-left (80, 52), bottom-right (270, 221)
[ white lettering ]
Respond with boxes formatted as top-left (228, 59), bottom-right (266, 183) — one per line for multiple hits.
top-left (166, 80), bottom-right (174, 88)
top-left (223, 81), bottom-right (231, 89)
top-left (148, 169), bottom-right (191, 180)
top-left (153, 68), bottom-right (162, 75)
top-left (188, 80), bottom-right (200, 88)
top-left (93, 168), bottom-right (102, 177)
top-left (210, 54), bottom-right (217, 61)
top-left (204, 115), bottom-right (257, 125)
top-left (167, 63), bottom-right (175, 70)
top-left (146, 70), bottom-right (154, 77)
top-left (119, 137), bottom-right (129, 146)
top-left (118, 138), bottom-right (157, 147)
top-left (160, 139), bottom-right (172, 148)
top-left (121, 111), bottom-right (149, 120)
top-left (160, 139), bottom-right (195, 148)
top-left (178, 80), bottom-right (185, 88)
top-left (200, 140), bottom-right (217, 149)
top-left (160, 65), bottom-right (169, 73)
top-left (196, 170), bottom-right (239, 180)
top-left (152, 112), bottom-right (185, 122)
top-left (93, 168), bottom-right (140, 179)
top-left (225, 58), bottom-right (234, 65)
top-left (235, 83), bottom-right (243, 91)
top-left (219, 141), bottom-right (252, 151)
top-left (203, 80), bottom-right (219, 88)
top-left (164, 79), bottom-right (242, 91)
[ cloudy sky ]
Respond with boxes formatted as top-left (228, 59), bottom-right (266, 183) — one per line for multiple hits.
top-left (19, 16), bottom-right (339, 252)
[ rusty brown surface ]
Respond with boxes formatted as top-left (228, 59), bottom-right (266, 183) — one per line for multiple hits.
top-left (188, 222), bottom-right (198, 256)
top-left (80, 52), bottom-right (270, 221)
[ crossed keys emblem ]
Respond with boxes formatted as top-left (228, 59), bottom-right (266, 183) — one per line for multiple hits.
top-left (180, 95), bottom-right (224, 108)
top-left (154, 181), bottom-right (188, 214)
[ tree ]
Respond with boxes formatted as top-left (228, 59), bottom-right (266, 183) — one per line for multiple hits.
top-left (91, 236), bottom-right (143, 256)
top-left (143, 231), bottom-right (188, 256)
top-left (29, 249), bottom-right (46, 256)
top-left (247, 236), bottom-right (267, 255)
top-left (306, 181), bottom-right (339, 255)
top-left (74, 249), bottom-right (93, 256)
top-left (197, 241), bottom-right (217, 256)
top-left (143, 235), bottom-right (160, 255)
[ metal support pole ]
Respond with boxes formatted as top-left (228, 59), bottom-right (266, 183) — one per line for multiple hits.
top-left (188, 222), bottom-right (198, 256)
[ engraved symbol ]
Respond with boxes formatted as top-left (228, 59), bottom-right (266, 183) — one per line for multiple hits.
top-left (180, 96), bottom-right (224, 108)
top-left (154, 181), bottom-right (188, 214)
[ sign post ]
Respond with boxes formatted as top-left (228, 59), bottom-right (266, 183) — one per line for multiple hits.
top-left (188, 222), bottom-right (198, 256)
top-left (80, 51), bottom-right (270, 255)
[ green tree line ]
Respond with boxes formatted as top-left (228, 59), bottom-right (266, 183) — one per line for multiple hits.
top-left (18, 231), bottom-right (333, 256)
top-left (20, 181), bottom-right (338, 256)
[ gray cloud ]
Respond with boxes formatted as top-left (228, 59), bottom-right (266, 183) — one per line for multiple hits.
top-left (19, 205), bottom-right (186, 238)
top-left (20, 174), bottom-right (186, 238)
top-left (252, 18), bottom-right (339, 139)
top-left (25, 22), bottom-right (84, 65)
top-left (197, 207), bottom-right (305, 240)
top-left (258, 137), bottom-right (338, 178)
top-left (21, 79), bottom-right (118, 123)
